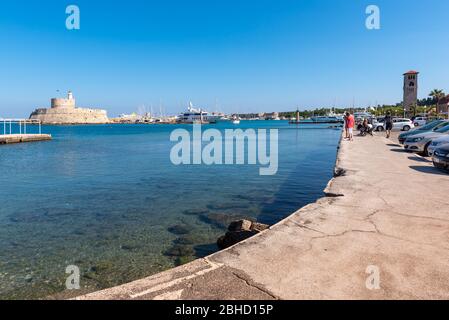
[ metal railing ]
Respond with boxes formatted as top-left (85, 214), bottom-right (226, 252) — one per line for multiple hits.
top-left (0, 119), bottom-right (42, 135)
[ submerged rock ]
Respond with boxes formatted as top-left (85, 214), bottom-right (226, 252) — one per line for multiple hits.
top-left (83, 260), bottom-right (115, 280)
top-left (120, 244), bottom-right (140, 251)
top-left (182, 209), bottom-right (209, 216)
top-left (217, 219), bottom-right (270, 250)
top-left (207, 203), bottom-right (250, 211)
top-left (199, 213), bottom-right (248, 229)
top-left (193, 243), bottom-right (218, 258)
top-left (234, 193), bottom-right (272, 203)
top-left (174, 233), bottom-right (205, 246)
top-left (175, 256), bottom-right (196, 266)
top-left (163, 244), bottom-right (194, 257)
top-left (167, 224), bottom-right (191, 235)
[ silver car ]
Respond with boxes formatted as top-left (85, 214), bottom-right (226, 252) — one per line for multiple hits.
top-left (404, 123), bottom-right (449, 156)
top-left (375, 118), bottom-right (415, 132)
top-left (391, 118), bottom-right (415, 131)
top-left (428, 135), bottom-right (449, 157)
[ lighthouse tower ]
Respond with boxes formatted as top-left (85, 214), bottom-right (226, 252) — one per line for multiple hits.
top-left (403, 71), bottom-right (419, 115)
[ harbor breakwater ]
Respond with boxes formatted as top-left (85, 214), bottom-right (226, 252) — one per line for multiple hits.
top-left (78, 132), bottom-right (449, 300)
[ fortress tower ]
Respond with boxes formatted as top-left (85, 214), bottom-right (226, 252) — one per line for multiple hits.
top-left (403, 71), bottom-right (419, 114)
top-left (51, 91), bottom-right (76, 109)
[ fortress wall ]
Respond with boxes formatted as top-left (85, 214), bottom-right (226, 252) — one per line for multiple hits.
top-left (30, 107), bottom-right (109, 124)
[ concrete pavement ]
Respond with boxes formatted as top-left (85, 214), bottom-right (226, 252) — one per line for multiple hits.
top-left (0, 134), bottom-right (52, 144)
top-left (78, 131), bottom-right (449, 300)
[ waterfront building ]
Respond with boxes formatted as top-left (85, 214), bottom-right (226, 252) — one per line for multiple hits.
top-left (29, 91), bottom-right (109, 124)
top-left (264, 112), bottom-right (281, 120)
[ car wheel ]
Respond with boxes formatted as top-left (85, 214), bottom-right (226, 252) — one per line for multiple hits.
top-left (377, 127), bottom-right (384, 132)
top-left (403, 125), bottom-right (411, 131)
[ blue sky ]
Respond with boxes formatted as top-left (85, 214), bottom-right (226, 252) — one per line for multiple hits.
top-left (0, 0), bottom-right (448, 117)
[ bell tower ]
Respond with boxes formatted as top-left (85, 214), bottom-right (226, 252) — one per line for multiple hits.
top-left (403, 70), bottom-right (419, 114)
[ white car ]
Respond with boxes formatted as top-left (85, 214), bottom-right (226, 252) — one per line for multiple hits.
top-left (378, 118), bottom-right (415, 132)
top-left (391, 118), bottom-right (415, 131)
top-left (413, 117), bottom-right (427, 127)
top-left (428, 135), bottom-right (449, 157)
top-left (373, 120), bottom-right (385, 132)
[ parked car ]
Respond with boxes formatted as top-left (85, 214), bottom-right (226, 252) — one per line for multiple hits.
top-left (413, 117), bottom-right (427, 127)
top-left (432, 144), bottom-right (449, 171)
top-left (377, 118), bottom-right (415, 132)
top-left (404, 123), bottom-right (449, 156)
top-left (373, 120), bottom-right (385, 132)
top-left (392, 118), bottom-right (415, 131)
top-left (398, 120), bottom-right (448, 144)
top-left (428, 135), bottom-right (449, 157)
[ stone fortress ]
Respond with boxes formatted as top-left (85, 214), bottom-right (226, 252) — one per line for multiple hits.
top-left (29, 91), bottom-right (109, 124)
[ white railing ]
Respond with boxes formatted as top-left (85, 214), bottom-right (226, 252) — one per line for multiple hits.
top-left (0, 119), bottom-right (42, 135)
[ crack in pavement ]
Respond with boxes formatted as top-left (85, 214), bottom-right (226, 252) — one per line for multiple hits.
top-left (379, 210), bottom-right (449, 223)
top-left (230, 271), bottom-right (279, 300)
top-left (365, 211), bottom-right (449, 251)
top-left (289, 220), bottom-right (328, 235)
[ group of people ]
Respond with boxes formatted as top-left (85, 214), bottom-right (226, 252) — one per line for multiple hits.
top-left (344, 111), bottom-right (394, 140)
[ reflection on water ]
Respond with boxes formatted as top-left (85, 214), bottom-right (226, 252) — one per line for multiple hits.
top-left (0, 121), bottom-right (340, 299)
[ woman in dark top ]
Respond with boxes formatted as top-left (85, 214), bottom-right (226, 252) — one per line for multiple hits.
top-left (385, 111), bottom-right (393, 138)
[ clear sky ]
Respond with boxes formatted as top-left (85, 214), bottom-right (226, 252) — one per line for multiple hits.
top-left (0, 0), bottom-right (448, 117)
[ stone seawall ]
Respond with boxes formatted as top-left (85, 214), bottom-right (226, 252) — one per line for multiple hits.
top-left (77, 133), bottom-right (449, 300)
top-left (30, 107), bottom-right (109, 125)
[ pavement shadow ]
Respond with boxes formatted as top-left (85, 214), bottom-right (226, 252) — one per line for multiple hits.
top-left (390, 148), bottom-right (410, 153)
top-left (387, 143), bottom-right (401, 147)
top-left (408, 156), bottom-right (431, 163)
top-left (409, 165), bottom-right (448, 176)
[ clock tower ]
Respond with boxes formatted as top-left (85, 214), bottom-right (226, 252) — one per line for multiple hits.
top-left (403, 70), bottom-right (419, 115)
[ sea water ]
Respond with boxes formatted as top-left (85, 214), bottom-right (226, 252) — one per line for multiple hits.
top-left (0, 121), bottom-right (340, 299)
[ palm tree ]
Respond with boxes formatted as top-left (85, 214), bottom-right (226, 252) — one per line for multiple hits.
top-left (410, 104), bottom-right (418, 117)
top-left (429, 89), bottom-right (445, 115)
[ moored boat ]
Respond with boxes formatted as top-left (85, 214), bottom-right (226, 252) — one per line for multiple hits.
top-left (178, 103), bottom-right (224, 124)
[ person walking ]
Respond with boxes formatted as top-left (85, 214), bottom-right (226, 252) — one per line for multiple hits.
top-left (346, 112), bottom-right (355, 141)
top-left (385, 111), bottom-right (393, 139)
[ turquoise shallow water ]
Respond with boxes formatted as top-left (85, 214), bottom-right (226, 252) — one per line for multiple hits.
top-left (0, 121), bottom-right (341, 299)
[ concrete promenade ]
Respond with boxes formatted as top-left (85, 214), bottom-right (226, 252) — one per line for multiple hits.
top-left (0, 134), bottom-right (52, 144)
top-left (79, 132), bottom-right (449, 300)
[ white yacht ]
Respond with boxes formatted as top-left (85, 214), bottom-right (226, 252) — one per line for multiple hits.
top-left (178, 103), bottom-right (225, 124)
